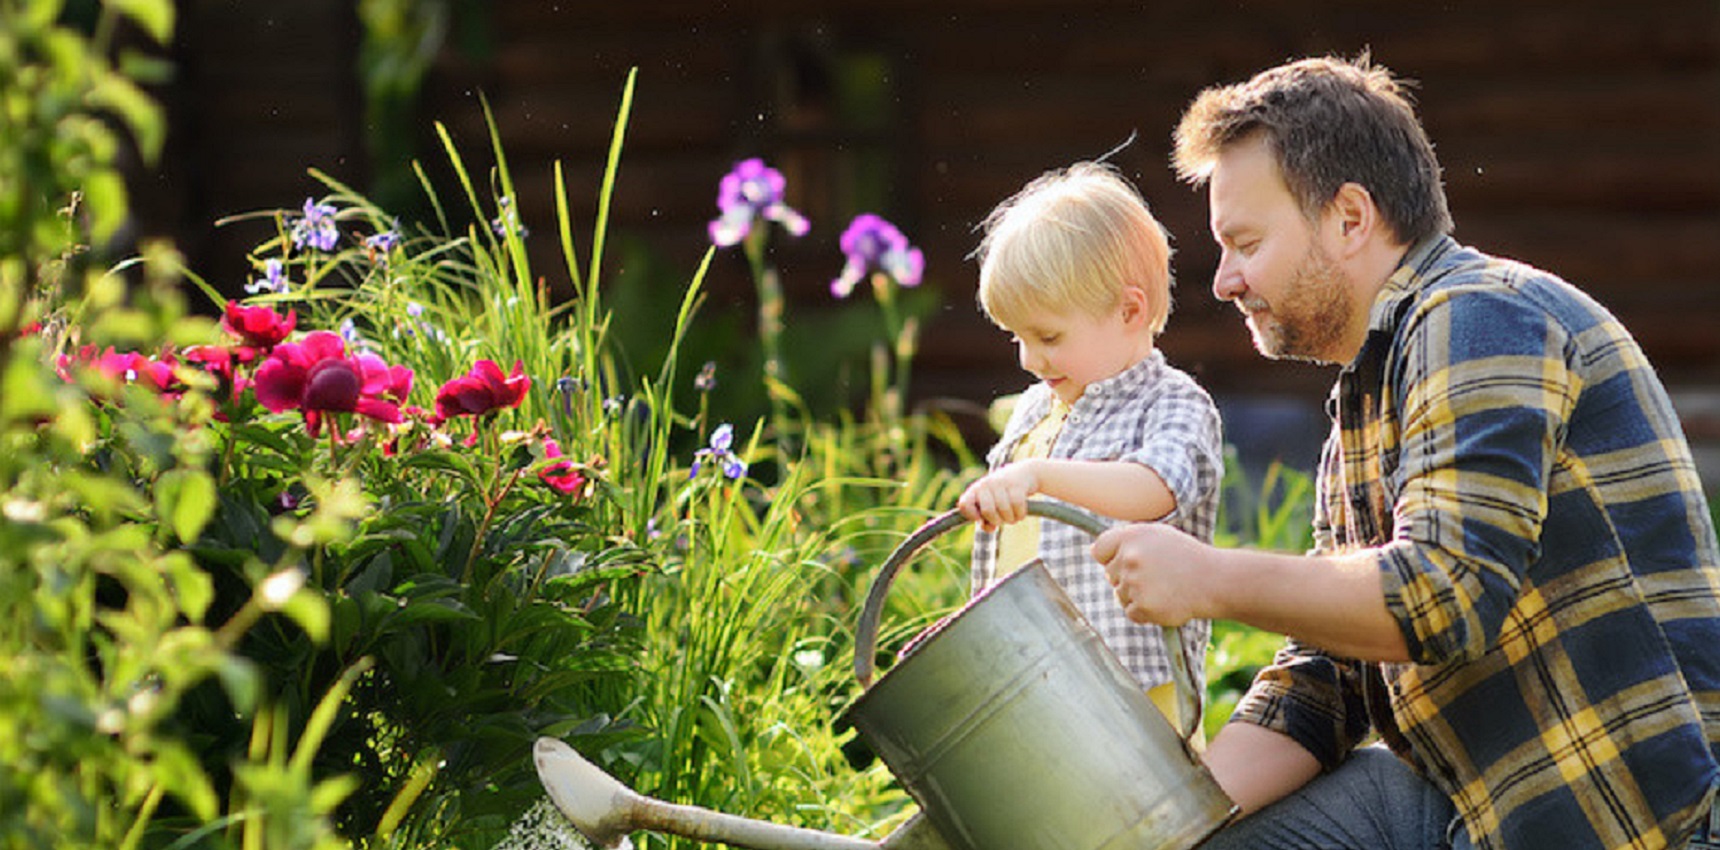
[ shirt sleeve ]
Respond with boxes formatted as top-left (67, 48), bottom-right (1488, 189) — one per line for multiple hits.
top-left (1118, 378), bottom-right (1224, 533)
top-left (1226, 638), bottom-right (1373, 770)
top-left (1376, 287), bottom-right (1580, 665)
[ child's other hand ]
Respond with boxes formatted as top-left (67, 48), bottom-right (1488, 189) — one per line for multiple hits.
top-left (957, 463), bottom-right (1040, 532)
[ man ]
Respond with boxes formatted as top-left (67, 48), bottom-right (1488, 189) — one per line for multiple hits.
top-left (1092, 55), bottom-right (1720, 850)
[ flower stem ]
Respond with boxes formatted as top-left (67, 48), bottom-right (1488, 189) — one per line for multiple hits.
top-left (744, 230), bottom-right (790, 434)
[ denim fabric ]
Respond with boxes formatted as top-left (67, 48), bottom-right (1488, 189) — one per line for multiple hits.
top-left (1199, 746), bottom-right (1462, 850)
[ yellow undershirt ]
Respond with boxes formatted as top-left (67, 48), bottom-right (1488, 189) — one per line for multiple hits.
top-left (992, 396), bottom-right (1186, 735)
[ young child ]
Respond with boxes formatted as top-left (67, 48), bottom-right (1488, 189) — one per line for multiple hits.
top-left (959, 161), bottom-right (1224, 733)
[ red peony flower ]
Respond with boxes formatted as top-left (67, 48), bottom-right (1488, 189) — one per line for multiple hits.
top-left (539, 438), bottom-right (587, 496)
top-left (253, 331), bottom-right (413, 436)
top-left (222, 301), bottom-right (297, 350)
top-left (182, 344), bottom-right (252, 408)
top-left (434, 359), bottom-right (531, 420)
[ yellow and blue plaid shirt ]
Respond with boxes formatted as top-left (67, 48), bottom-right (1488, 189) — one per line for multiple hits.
top-left (1231, 236), bottom-right (1720, 850)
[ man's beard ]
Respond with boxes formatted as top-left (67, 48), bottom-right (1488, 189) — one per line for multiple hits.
top-left (1239, 244), bottom-right (1354, 364)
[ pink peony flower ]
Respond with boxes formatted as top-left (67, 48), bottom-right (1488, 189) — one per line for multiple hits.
top-left (221, 301), bottom-right (297, 350)
top-left (57, 345), bottom-right (181, 397)
top-left (539, 438), bottom-right (587, 497)
top-left (434, 359), bottom-right (531, 420)
top-left (253, 331), bottom-right (413, 436)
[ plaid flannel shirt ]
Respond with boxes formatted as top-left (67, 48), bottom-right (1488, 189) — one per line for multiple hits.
top-left (970, 350), bottom-right (1224, 691)
top-left (1230, 236), bottom-right (1720, 850)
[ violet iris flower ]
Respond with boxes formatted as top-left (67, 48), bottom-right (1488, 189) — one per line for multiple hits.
top-left (708, 158), bottom-right (810, 247)
top-left (291, 199), bottom-right (340, 252)
top-left (246, 259), bottom-right (289, 295)
top-left (690, 423), bottom-right (748, 480)
top-left (830, 214), bottom-right (924, 298)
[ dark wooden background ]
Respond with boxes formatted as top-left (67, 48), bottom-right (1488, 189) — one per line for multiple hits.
top-left (129, 0), bottom-right (1720, 474)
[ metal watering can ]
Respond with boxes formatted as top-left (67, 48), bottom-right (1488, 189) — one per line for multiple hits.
top-left (535, 501), bottom-right (1237, 850)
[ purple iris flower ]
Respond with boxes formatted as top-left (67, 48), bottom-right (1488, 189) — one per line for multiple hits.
top-left (491, 196), bottom-right (528, 238)
top-left (690, 423), bottom-right (748, 480)
top-left (246, 259), bottom-right (289, 295)
top-left (708, 158), bottom-right (810, 247)
top-left (291, 198), bottom-right (340, 252)
top-left (366, 229), bottom-right (401, 253)
top-left (830, 214), bottom-right (924, 298)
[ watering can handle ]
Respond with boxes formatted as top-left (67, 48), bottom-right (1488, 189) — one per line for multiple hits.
top-left (852, 500), bottom-right (1203, 745)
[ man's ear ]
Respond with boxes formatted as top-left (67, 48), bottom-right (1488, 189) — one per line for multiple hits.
top-left (1328, 182), bottom-right (1379, 257)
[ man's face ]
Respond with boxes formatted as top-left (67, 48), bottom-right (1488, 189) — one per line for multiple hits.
top-left (1207, 136), bottom-right (1356, 365)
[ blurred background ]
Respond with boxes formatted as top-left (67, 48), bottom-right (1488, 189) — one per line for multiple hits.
top-left (117, 0), bottom-right (1720, 483)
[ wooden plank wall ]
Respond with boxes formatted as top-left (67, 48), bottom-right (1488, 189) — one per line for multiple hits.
top-left (412, 0), bottom-right (1720, 410)
top-left (132, 0), bottom-right (1720, 457)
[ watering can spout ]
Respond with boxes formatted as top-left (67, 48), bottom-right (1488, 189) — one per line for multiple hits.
top-left (534, 737), bottom-right (941, 850)
top-left (533, 737), bottom-right (643, 850)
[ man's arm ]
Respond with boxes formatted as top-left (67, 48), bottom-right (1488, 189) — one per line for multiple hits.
top-left (1092, 523), bottom-right (1410, 662)
top-left (1203, 722), bottom-right (1324, 816)
top-left (958, 458), bottom-right (1175, 530)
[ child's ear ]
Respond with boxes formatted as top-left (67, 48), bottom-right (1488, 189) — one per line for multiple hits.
top-left (1118, 285), bottom-right (1150, 325)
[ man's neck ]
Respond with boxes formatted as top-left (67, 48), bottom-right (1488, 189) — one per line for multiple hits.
top-left (1335, 240), bottom-right (1414, 362)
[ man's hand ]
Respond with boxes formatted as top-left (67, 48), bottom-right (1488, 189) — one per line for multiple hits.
top-left (958, 462), bottom-right (1041, 531)
top-left (1091, 522), bottom-right (1215, 627)
top-left (1097, 521), bottom-right (1413, 661)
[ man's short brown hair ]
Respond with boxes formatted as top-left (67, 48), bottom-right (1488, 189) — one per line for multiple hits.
top-left (1173, 54), bottom-right (1453, 246)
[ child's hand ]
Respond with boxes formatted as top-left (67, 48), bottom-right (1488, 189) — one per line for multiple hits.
top-left (958, 463), bottom-right (1040, 532)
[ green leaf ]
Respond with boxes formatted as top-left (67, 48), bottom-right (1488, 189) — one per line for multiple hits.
top-left (107, 0), bottom-right (175, 44)
top-left (389, 598), bottom-right (479, 628)
top-left (1, 351), bottom-right (59, 424)
top-left (218, 656), bottom-right (261, 715)
top-left (330, 595), bottom-right (361, 656)
top-left (155, 468), bottom-right (216, 544)
top-left (81, 168), bottom-right (129, 244)
top-left (62, 470), bottom-right (149, 521)
top-left (401, 450), bottom-right (484, 490)
top-left (161, 551), bottom-right (214, 620)
top-left (151, 742), bottom-right (219, 821)
top-left (87, 72), bottom-right (166, 162)
top-left (281, 588), bottom-right (330, 644)
top-left (310, 774), bottom-right (361, 814)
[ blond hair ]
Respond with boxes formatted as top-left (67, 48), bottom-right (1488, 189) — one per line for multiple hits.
top-left (974, 161), bottom-right (1172, 334)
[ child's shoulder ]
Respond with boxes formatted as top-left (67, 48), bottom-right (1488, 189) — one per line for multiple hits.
top-left (1113, 352), bottom-right (1215, 405)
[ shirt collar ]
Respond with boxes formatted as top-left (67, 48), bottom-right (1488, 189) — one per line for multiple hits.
top-left (1075, 348), bottom-right (1166, 405)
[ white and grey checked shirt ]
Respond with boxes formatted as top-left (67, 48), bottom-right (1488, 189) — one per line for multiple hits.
top-left (971, 350), bottom-right (1224, 692)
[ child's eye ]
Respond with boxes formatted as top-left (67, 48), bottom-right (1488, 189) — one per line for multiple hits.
top-left (1038, 333), bottom-right (1061, 344)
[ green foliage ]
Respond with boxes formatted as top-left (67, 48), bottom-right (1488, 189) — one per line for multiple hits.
top-left (3, 16), bottom-right (1321, 845)
top-left (0, 0), bottom-right (171, 305)
top-left (1202, 456), bottom-right (1316, 739)
top-left (0, 3), bottom-right (360, 848)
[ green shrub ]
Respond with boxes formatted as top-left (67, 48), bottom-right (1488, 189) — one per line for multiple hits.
top-left (4, 14), bottom-right (1327, 842)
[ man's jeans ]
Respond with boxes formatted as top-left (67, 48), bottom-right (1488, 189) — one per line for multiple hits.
top-left (1197, 745), bottom-right (1463, 850)
top-left (1199, 744), bottom-right (1720, 850)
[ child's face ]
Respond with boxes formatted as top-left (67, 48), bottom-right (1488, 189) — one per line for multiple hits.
top-left (1005, 301), bottom-right (1149, 406)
